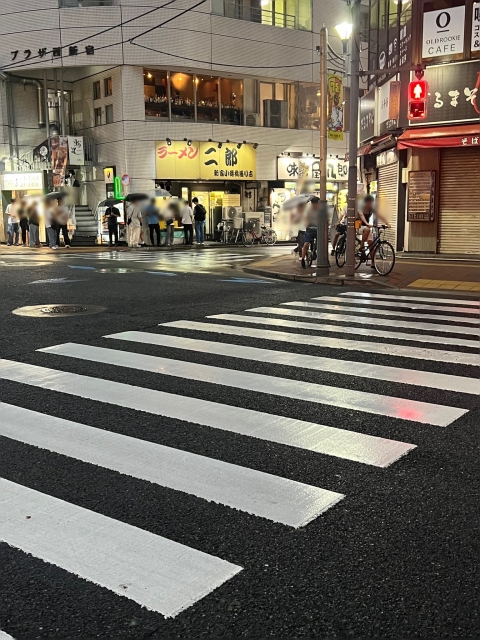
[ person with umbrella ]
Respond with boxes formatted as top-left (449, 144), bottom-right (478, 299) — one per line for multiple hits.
top-left (104, 199), bottom-right (121, 246)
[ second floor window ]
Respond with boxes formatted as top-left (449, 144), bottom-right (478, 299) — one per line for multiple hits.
top-left (93, 81), bottom-right (101, 101)
top-left (105, 104), bottom-right (114, 124)
top-left (104, 77), bottom-right (112, 97)
top-left (94, 107), bottom-right (102, 126)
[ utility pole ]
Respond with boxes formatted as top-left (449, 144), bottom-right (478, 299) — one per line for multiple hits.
top-left (345, 0), bottom-right (361, 277)
top-left (316, 24), bottom-right (330, 276)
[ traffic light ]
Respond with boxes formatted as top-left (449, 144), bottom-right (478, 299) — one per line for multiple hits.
top-left (408, 80), bottom-right (428, 120)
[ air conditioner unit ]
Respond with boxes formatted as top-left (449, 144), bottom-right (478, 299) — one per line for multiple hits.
top-left (222, 206), bottom-right (243, 219)
top-left (244, 112), bottom-right (261, 127)
top-left (263, 100), bottom-right (288, 128)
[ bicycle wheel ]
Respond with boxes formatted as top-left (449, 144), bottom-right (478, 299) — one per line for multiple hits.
top-left (242, 230), bottom-right (254, 247)
top-left (265, 229), bottom-right (277, 246)
top-left (354, 238), bottom-right (363, 270)
top-left (306, 248), bottom-right (313, 267)
top-left (335, 236), bottom-right (346, 267)
top-left (373, 241), bottom-right (395, 275)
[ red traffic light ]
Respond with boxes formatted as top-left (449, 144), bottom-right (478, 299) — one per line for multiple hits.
top-left (408, 80), bottom-right (428, 120)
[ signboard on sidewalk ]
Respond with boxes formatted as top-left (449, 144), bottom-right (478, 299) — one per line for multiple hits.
top-left (407, 171), bottom-right (436, 222)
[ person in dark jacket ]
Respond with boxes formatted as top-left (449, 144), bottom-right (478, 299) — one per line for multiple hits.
top-left (28, 203), bottom-right (41, 248)
top-left (18, 199), bottom-right (29, 246)
top-left (105, 204), bottom-right (121, 246)
top-left (192, 197), bottom-right (206, 245)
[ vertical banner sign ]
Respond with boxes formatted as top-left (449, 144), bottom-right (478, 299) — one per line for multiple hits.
top-left (389, 81), bottom-right (401, 120)
top-left (327, 75), bottom-right (344, 141)
top-left (67, 136), bottom-right (84, 166)
top-left (51, 136), bottom-right (68, 188)
top-left (473, 3), bottom-right (480, 52)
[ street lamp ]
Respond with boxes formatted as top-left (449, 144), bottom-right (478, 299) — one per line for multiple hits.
top-left (335, 22), bottom-right (353, 54)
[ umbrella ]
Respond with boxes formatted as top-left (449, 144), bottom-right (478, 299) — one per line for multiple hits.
top-left (281, 193), bottom-right (311, 211)
top-left (125, 193), bottom-right (149, 202)
top-left (155, 188), bottom-right (172, 198)
top-left (44, 191), bottom-right (67, 201)
top-left (98, 198), bottom-right (123, 207)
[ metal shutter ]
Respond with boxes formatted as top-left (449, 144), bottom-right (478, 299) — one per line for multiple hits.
top-left (377, 163), bottom-right (398, 248)
top-left (438, 147), bottom-right (480, 256)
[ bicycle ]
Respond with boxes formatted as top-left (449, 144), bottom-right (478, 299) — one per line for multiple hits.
top-left (334, 225), bottom-right (361, 268)
top-left (355, 225), bottom-right (395, 275)
top-left (305, 235), bottom-right (317, 267)
top-left (242, 224), bottom-right (277, 247)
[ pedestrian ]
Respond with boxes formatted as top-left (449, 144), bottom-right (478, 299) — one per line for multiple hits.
top-left (18, 198), bottom-right (30, 246)
top-left (192, 197), bottom-right (206, 245)
top-left (126, 200), bottom-right (143, 248)
top-left (28, 202), bottom-right (41, 248)
top-left (163, 201), bottom-right (178, 247)
top-left (54, 198), bottom-right (71, 248)
top-left (144, 198), bottom-right (161, 247)
top-left (105, 203), bottom-right (121, 246)
top-left (181, 199), bottom-right (194, 245)
top-left (5, 198), bottom-right (20, 246)
top-left (43, 199), bottom-right (58, 250)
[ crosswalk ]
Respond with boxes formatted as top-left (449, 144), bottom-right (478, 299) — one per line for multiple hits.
top-left (0, 289), bottom-right (478, 625)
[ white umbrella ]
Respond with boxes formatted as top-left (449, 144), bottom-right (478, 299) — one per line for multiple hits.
top-left (281, 193), bottom-right (311, 211)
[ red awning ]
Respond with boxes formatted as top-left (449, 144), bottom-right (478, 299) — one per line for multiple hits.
top-left (357, 143), bottom-right (371, 156)
top-left (397, 123), bottom-right (480, 149)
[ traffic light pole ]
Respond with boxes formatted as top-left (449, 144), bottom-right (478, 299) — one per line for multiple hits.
top-left (316, 24), bottom-right (330, 276)
top-left (345, 0), bottom-right (361, 277)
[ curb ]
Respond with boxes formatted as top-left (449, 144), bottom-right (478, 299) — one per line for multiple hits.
top-left (243, 266), bottom-right (396, 288)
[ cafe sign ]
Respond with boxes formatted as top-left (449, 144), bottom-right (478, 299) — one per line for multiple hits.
top-left (422, 6), bottom-right (465, 59)
top-left (155, 140), bottom-right (256, 180)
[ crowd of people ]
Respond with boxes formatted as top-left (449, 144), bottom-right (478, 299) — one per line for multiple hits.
top-left (110, 196), bottom-right (207, 249)
top-left (6, 196), bottom-right (74, 250)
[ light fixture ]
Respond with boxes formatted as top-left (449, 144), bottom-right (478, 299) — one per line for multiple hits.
top-left (261, 0), bottom-right (269, 5)
top-left (237, 143), bottom-right (242, 149)
top-left (253, 143), bottom-right (258, 149)
top-left (335, 22), bottom-right (353, 54)
top-left (226, 139), bottom-right (230, 143)
top-left (166, 138), bottom-right (172, 146)
top-left (147, 72), bottom-right (153, 79)
top-left (218, 142), bottom-right (223, 149)
top-left (187, 140), bottom-right (192, 146)
top-left (243, 140), bottom-right (247, 145)
top-left (208, 138), bottom-right (213, 142)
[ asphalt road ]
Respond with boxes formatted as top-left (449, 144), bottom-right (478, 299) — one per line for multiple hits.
top-left (0, 246), bottom-right (478, 639)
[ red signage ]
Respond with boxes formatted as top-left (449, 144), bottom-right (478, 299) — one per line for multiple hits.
top-left (408, 80), bottom-right (428, 119)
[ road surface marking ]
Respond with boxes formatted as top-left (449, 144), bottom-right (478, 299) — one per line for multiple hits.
top-left (312, 296), bottom-right (478, 316)
top-left (161, 321), bottom-right (479, 368)
top-left (107, 331), bottom-right (479, 396)
top-left (232, 310), bottom-right (478, 348)
top-left (282, 302), bottom-right (479, 326)
top-left (40, 343), bottom-right (467, 428)
top-left (0, 359), bottom-right (414, 466)
top-left (0, 478), bottom-right (241, 618)
top-left (0, 631), bottom-right (13, 639)
top-left (339, 292), bottom-right (479, 307)
top-left (0, 402), bottom-right (342, 527)
top-left (244, 305), bottom-right (479, 336)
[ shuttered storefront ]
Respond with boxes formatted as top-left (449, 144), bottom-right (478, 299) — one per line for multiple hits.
top-left (377, 163), bottom-right (399, 248)
top-left (438, 147), bottom-right (480, 255)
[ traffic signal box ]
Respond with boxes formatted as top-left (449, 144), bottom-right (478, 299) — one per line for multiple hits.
top-left (408, 80), bottom-right (428, 120)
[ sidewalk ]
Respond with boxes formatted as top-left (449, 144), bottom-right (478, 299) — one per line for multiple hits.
top-left (243, 252), bottom-right (480, 294)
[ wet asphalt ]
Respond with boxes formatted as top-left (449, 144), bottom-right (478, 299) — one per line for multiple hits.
top-left (0, 247), bottom-right (478, 638)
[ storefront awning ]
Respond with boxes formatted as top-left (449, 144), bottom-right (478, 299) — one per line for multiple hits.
top-left (357, 143), bottom-right (371, 156)
top-left (397, 124), bottom-right (480, 149)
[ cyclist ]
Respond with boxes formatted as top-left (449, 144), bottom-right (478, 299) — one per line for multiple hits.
top-left (358, 195), bottom-right (390, 254)
top-left (301, 196), bottom-right (320, 269)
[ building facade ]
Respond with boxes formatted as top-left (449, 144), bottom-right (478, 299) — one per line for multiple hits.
top-left (0, 0), bottom-right (361, 242)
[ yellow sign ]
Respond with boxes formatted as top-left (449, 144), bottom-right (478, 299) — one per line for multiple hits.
top-left (327, 74), bottom-right (344, 142)
top-left (104, 167), bottom-right (115, 183)
top-left (156, 141), bottom-right (256, 180)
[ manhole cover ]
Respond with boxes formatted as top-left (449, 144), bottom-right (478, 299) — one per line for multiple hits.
top-left (97, 268), bottom-right (139, 273)
top-left (12, 304), bottom-right (106, 318)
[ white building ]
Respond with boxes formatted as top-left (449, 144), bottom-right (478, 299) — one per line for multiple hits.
top-left (0, 0), bottom-right (364, 242)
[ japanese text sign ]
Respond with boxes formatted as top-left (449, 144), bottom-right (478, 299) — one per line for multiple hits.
top-left (407, 171), bottom-right (436, 222)
top-left (327, 75), bottom-right (344, 141)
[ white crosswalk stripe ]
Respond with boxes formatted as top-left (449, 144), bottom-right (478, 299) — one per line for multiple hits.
top-left (0, 290), bottom-right (476, 620)
top-left (339, 291), bottom-right (480, 307)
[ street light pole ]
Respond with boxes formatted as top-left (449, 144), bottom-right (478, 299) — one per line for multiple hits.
top-left (316, 24), bottom-right (330, 275)
top-left (345, 0), bottom-right (361, 277)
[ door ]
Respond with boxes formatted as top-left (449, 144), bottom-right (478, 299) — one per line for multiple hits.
top-left (377, 163), bottom-right (399, 249)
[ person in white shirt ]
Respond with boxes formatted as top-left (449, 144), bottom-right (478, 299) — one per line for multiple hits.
top-left (6, 198), bottom-right (20, 246)
top-left (181, 200), bottom-right (194, 245)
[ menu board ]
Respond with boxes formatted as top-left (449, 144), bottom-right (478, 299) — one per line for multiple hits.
top-left (407, 171), bottom-right (436, 222)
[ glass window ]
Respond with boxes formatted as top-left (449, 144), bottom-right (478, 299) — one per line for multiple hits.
top-left (144, 69), bottom-right (169, 119)
top-left (298, 82), bottom-right (320, 129)
top-left (105, 104), bottom-right (114, 124)
top-left (195, 75), bottom-right (220, 122)
top-left (93, 81), bottom-right (101, 101)
top-left (104, 77), bottom-right (112, 97)
top-left (170, 72), bottom-right (194, 120)
top-left (94, 107), bottom-right (102, 126)
top-left (259, 82), bottom-right (274, 126)
top-left (286, 83), bottom-right (297, 129)
top-left (220, 77), bottom-right (243, 125)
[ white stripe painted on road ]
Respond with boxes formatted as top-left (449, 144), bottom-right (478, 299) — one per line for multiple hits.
top-left (339, 292), bottom-right (479, 307)
top-left (312, 296), bottom-right (479, 315)
top-left (0, 359), bottom-right (415, 466)
top-left (39, 343), bottom-right (467, 428)
top-left (0, 479), bottom-right (241, 618)
top-left (0, 402), bottom-right (342, 527)
top-left (233, 309), bottom-right (478, 348)
top-left (0, 631), bottom-right (13, 639)
top-left (107, 331), bottom-right (480, 395)
top-left (244, 305), bottom-right (479, 336)
top-left (161, 321), bottom-right (480, 368)
top-left (282, 301), bottom-right (479, 325)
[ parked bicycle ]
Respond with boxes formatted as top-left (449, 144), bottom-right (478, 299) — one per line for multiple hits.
top-left (355, 225), bottom-right (395, 275)
top-left (242, 224), bottom-right (277, 246)
top-left (333, 224), bottom-right (361, 268)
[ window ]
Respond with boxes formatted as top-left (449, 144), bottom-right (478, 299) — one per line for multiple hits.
top-left (213, 0), bottom-right (312, 31)
top-left (105, 104), bottom-right (114, 124)
top-left (259, 82), bottom-right (292, 128)
top-left (94, 107), bottom-right (102, 126)
top-left (93, 81), bottom-right (101, 101)
top-left (144, 69), bottom-right (169, 119)
top-left (196, 75), bottom-right (220, 122)
top-left (298, 83), bottom-right (320, 129)
top-left (104, 77), bottom-right (112, 97)
top-left (220, 78), bottom-right (243, 125)
top-left (170, 72), bottom-right (194, 120)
